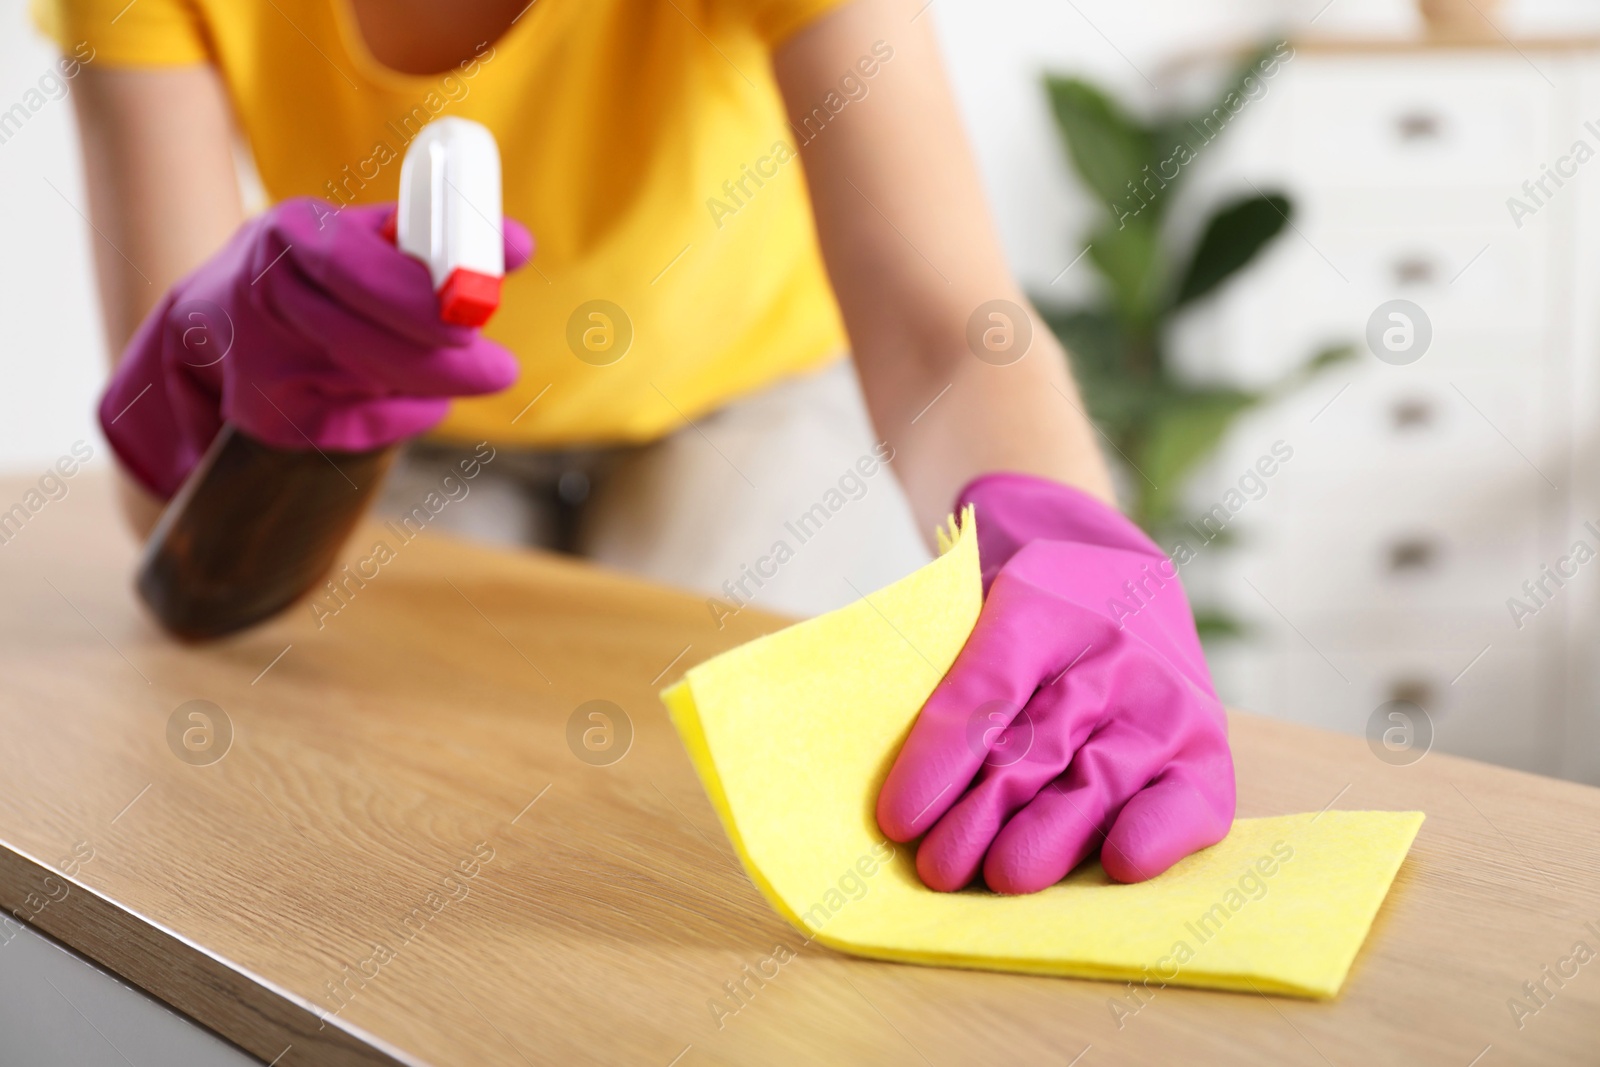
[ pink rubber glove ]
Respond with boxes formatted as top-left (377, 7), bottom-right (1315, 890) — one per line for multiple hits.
top-left (877, 472), bottom-right (1235, 894)
top-left (98, 198), bottom-right (533, 500)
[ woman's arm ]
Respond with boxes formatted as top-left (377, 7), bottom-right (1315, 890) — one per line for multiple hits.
top-left (772, 0), bottom-right (1114, 540)
top-left (70, 63), bottom-right (245, 536)
top-left (779, 4), bottom-right (1236, 895)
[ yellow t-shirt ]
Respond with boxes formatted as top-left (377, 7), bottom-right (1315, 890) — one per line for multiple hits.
top-left (33, 0), bottom-right (851, 447)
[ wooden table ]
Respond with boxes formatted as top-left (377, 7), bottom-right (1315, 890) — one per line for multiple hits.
top-left (1, 472), bottom-right (1596, 1066)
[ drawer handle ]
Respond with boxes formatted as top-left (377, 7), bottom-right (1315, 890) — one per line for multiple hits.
top-left (1396, 110), bottom-right (1443, 142)
top-left (1388, 537), bottom-right (1440, 573)
top-left (1393, 256), bottom-right (1436, 286)
top-left (1387, 678), bottom-right (1435, 710)
top-left (1392, 397), bottom-right (1434, 430)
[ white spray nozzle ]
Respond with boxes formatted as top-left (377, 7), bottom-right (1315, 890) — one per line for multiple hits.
top-left (395, 117), bottom-right (505, 326)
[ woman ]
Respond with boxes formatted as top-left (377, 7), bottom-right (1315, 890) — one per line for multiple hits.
top-left (39, 0), bottom-right (1234, 894)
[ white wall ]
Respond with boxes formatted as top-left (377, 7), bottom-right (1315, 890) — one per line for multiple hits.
top-left (0, 0), bottom-right (105, 472)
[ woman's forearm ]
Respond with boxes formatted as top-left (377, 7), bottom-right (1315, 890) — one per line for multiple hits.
top-left (72, 63), bottom-right (245, 536)
top-left (775, 0), bottom-right (1114, 544)
top-left (862, 321), bottom-right (1114, 541)
top-left (73, 64), bottom-right (245, 358)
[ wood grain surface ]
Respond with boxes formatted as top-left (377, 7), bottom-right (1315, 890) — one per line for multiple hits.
top-left (0, 472), bottom-right (1597, 1066)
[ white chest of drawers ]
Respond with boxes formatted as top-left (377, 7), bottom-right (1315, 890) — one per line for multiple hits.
top-left (1176, 39), bottom-right (1600, 782)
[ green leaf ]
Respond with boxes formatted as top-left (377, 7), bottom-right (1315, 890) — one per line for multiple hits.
top-left (1166, 524), bottom-right (1236, 551)
top-left (1035, 305), bottom-right (1124, 380)
top-left (1135, 388), bottom-right (1260, 526)
top-left (1265, 342), bottom-right (1358, 399)
top-left (1194, 608), bottom-right (1247, 642)
top-left (1088, 219), bottom-right (1165, 327)
top-left (1044, 76), bottom-right (1153, 216)
top-left (1146, 119), bottom-right (1200, 192)
top-left (1305, 342), bottom-right (1357, 372)
top-left (1033, 305), bottom-right (1155, 466)
top-left (1083, 377), bottom-right (1166, 450)
top-left (1170, 193), bottom-right (1290, 310)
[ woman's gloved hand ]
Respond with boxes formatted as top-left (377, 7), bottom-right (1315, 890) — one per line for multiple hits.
top-left (876, 472), bottom-right (1235, 894)
top-left (99, 198), bottom-right (533, 500)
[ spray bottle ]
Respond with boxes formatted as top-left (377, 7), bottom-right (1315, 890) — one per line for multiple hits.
top-left (137, 118), bottom-right (505, 639)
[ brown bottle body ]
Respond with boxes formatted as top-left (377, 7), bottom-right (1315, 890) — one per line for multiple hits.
top-left (137, 424), bottom-right (394, 640)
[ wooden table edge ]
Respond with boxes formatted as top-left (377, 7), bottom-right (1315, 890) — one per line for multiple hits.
top-left (0, 840), bottom-right (415, 1067)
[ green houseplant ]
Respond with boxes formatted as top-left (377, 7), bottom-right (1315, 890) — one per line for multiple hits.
top-left (1036, 43), bottom-right (1350, 635)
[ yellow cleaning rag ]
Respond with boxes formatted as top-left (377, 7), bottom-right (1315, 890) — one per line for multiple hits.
top-left (662, 509), bottom-right (1422, 998)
